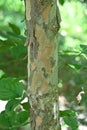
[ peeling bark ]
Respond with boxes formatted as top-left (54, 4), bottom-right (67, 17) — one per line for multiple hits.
top-left (25, 0), bottom-right (61, 130)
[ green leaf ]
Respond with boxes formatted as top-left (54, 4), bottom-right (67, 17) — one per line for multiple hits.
top-left (0, 111), bottom-right (10, 129)
top-left (62, 50), bottom-right (81, 55)
top-left (0, 78), bottom-right (24, 100)
top-left (14, 111), bottom-right (29, 125)
top-left (63, 116), bottom-right (78, 130)
top-left (60, 110), bottom-right (78, 130)
top-left (0, 38), bottom-right (25, 54)
top-left (10, 44), bottom-right (27, 59)
top-left (0, 70), bottom-right (5, 79)
top-left (59, 0), bottom-right (65, 5)
top-left (80, 44), bottom-right (87, 54)
top-left (5, 99), bottom-right (21, 111)
top-left (60, 110), bottom-right (76, 117)
top-left (5, 93), bottom-right (28, 111)
top-left (0, 31), bottom-right (26, 44)
top-left (0, 39), bottom-right (15, 53)
top-left (68, 64), bottom-right (81, 70)
top-left (21, 102), bottom-right (30, 114)
top-left (7, 111), bottom-right (29, 127)
top-left (9, 23), bottom-right (21, 35)
top-left (0, 110), bottom-right (29, 129)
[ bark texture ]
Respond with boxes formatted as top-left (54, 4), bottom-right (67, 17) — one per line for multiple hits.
top-left (25, 0), bottom-right (61, 130)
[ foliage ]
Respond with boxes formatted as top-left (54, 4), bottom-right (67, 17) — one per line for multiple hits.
top-left (58, 0), bottom-right (87, 101)
top-left (0, 78), bottom-right (24, 100)
top-left (0, 110), bottom-right (29, 130)
top-left (0, 0), bottom-right (26, 77)
top-left (58, 0), bottom-right (87, 128)
top-left (60, 110), bottom-right (78, 130)
top-left (0, 1), bottom-right (29, 129)
top-left (0, 75), bottom-right (29, 130)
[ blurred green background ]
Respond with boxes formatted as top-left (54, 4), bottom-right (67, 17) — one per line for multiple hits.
top-left (58, 0), bottom-right (87, 105)
top-left (0, 0), bottom-right (27, 77)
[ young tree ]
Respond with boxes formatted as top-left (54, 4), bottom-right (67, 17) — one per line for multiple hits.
top-left (25, 0), bottom-right (61, 129)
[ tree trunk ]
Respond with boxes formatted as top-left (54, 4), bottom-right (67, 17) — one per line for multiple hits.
top-left (25, 0), bottom-right (61, 130)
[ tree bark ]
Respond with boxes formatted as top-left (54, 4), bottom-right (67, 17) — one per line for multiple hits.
top-left (25, 0), bottom-right (61, 130)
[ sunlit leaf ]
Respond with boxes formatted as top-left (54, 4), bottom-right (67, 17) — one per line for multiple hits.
top-left (68, 64), bottom-right (81, 70)
top-left (60, 110), bottom-right (76, 117)
top-left (63, 116), bottom-right (78, 130)
top-left (60, 110), bottom-right (78, 130)
top-left (0, 70), bottom-right (5, 79)
top-left (0, 78), bottom-right (24, 100)
top-left (62, 50), bottom-right (81, 55)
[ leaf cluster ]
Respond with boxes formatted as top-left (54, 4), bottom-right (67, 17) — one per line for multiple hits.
top-left (0, 77), bottom-right (29, 130)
